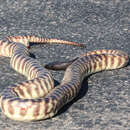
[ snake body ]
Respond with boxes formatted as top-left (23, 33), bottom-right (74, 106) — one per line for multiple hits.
top-left (0, 36), bottom-right (129, 121)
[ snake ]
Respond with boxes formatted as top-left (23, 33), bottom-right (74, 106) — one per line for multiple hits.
top-left (0, 35), bottom-right (129, 121)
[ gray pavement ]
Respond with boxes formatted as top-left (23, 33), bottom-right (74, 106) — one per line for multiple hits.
top-left (0, 0), bottom-right (129, 130)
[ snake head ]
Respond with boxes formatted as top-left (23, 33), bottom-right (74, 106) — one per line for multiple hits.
top-left (44, 57), bottom-right (78, 71)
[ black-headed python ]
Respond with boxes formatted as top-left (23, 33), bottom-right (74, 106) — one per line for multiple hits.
top-left (0, 35), bottom-right (129, 121)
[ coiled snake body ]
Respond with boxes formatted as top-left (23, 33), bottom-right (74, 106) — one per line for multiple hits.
top-left (0, 36), bottom-right (129, 121)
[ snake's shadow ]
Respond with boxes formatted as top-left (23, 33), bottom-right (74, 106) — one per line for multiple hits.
top-left (55, 76), bottom-right (89, 116)
top-left (128, 60), bottom-right (130, 66)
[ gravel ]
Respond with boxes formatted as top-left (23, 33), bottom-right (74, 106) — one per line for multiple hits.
top-left (0, 0), bottom-right (129, 130)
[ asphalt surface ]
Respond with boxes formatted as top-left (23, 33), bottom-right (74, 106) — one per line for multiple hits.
top-left (0, 0), bottom-right (130, 130)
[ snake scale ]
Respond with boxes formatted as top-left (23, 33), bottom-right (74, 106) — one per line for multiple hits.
top-left (0, 35), bottom-right (129, 121)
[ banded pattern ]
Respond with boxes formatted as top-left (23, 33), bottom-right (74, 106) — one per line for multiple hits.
top-left (7, 35), bottom-right (85, 47)
top-left (0, 36), bottom-right (83, 121)
top-left (0, 36), bottom-right (129, 121)
top-left (45, 49), bottom-right (129, 71)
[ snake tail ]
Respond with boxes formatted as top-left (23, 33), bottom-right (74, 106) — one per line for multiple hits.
top-left (7, 35), bottom-right (85, 47)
